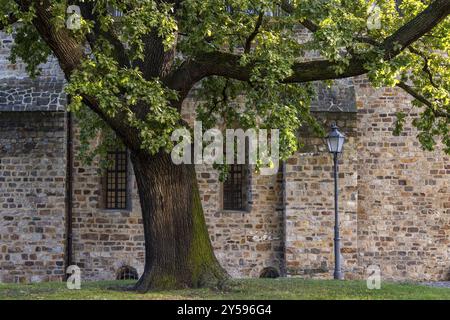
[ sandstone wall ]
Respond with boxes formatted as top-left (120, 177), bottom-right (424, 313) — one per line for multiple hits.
top-left (0, 112), bottom-right (66, 283)
top-left (70, 125), bottom-right (145, 280)
top-left (284, 112), bottom-right (360, 278)
top-left (197, 163), bottom-right (285, 278)
top-left (1, 28), bottom-right (449, 283)
top-left (355, 77), bottom-right (450, 281)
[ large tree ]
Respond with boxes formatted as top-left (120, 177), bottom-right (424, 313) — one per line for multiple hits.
top-left (1, 0), bottom-right (448, 291)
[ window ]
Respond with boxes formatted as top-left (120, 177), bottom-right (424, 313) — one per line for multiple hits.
top-left (110, 8), bottom-right (123, 17)
top-left (223, 164), bottom-right (248, 211)
top-left (107, 4), bottom-right (123, 17)
top-left (105, 148), bottom-right (129, 210)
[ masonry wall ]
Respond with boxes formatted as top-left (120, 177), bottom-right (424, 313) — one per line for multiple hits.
top-left (355, 77), bottom-right (450, 281)
top-left (284, 112), bottom-right (360, 278)
top-left (0, 112), bottom-right (66, 283)
top-left (69, 148), bottom-right (285, 280)
top-left (196, 163), bottom-right (285, 278)
top-left (69, 123), bottom-right (145, 280)
top-left (1, 28), bottom-right (449, 283)
top-left (0, 30), bottom-right (65, 113)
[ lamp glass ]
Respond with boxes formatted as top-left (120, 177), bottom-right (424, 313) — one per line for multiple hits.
top-left (326, 125), bottom-right (345, 153)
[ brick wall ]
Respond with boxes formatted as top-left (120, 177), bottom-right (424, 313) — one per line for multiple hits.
top-left (103, 95), bottom-right (288, 278)
top-left (197, 162), bottom-right (285, 278)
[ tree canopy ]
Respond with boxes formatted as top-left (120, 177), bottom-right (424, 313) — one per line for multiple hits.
top-left (1, 1), bottom-right (448, 158)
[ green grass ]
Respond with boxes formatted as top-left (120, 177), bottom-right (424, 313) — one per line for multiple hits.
top-left (0, 278), bottom-right (449, 300)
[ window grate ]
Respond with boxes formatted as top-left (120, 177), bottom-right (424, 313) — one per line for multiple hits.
top-left (111, 8), bottom-right (123, 17)
top-left (223, 164), bottom-right (247, 211)
top-left (105, 149), bottom-right (128, 210)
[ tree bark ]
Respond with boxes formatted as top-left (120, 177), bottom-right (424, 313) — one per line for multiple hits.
top-left (130, 150), bottom-right (227, 291)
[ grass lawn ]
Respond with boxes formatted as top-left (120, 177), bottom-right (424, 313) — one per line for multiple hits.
top-left (1, 278), bottom-right (450, 300)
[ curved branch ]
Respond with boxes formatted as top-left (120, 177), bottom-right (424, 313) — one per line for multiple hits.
top-left (382, 0), bottom-right (450, 59)
top-left (408, 46), bottom-right (439, 89)
top-left (16, 0), bottom-right (142, 149)
top-left (244, 11), bottom-right (264, 53)
top-left (172, 0), bottom-right (450, 89)
top-left (279, 0), bottom-right (319, 32)
top-left (397, 82), bottom-right (449, 118)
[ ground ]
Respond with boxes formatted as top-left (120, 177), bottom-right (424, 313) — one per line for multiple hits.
top-left (1, 279), bottom-right (450, 300)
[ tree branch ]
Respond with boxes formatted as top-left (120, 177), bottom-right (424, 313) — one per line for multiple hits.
top-left (0, 13), bottom-right (18, 31)
top-left (279, 0), bottom-right (319, 32)
top-left (174, 0), bottom-right (450, 89)
top-left (397, 81), bottom-right (449, 118)
top-left (244, 11), bottom-right (264, 53)
top-left (382, 0), bottom-right (450, 59)
top-left (76, 1), bottom-right (130, 68)
top-left (13, 0), bottom-right (142, 149)
top-left (407, 46), bottom-right (439, 89)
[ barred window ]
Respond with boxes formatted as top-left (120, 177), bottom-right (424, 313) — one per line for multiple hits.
top-left (223, 164), bottom-right (248, 211)
top-left (107, 4), bottom-right (123, 17)
top-left (110, 8), bottom-right (123, 17)
top-left (105, 149), bottom-right (129, 210)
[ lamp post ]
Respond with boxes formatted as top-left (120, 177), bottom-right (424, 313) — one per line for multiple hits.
top-left (325, 123), bottom-right (345, 280)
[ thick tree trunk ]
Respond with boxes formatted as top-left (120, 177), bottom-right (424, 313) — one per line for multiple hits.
top-left (130, 150), bottom-right (227, 291)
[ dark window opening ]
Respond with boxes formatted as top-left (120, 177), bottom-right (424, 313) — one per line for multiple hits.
top-left (116, 265), bottom-right (138, 280)
top-left (223, 164), bottom-right (248, 211)
top-left (105, 148), bottom-right (129, 210)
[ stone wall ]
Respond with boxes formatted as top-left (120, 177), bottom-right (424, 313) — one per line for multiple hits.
top-left (1, 28), bottom-right (449, 283)
top-left (355, 77), bottom-right (450, 281)
top-left (284, 112), bottom-right (359, 278)
top-left (70, 125), bottom-right (145, 280)
top-left (283, 79), bottom-right (450, 281)
top-left (69, 124), bottom-right (285, 280)
top-left (179, 95), bottom-right (286, 278)
top-left (0, 30), bottom-right (66, 112)
top-left (0, 112), bottom-right (66, 283)
top-left (197, 163), bottom-right (285, 278)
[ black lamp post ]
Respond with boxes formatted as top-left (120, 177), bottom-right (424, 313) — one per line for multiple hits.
top-left (325, 123), bottom-right (345, 280)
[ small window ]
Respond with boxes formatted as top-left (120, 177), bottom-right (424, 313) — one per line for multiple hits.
top-left (107, 4), bottom-right (123, 17)
top-left (223, 164), bottom-right (248, 211)
top-left (105, 148), bottom-right (129, 210)
top-left (110, 8), bottom-right (123, 17)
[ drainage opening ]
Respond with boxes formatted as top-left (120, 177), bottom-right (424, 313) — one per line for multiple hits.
top-left (116, 265), bottom-right (139, 280)
top-left (259, 267), bottom-right (280, 278)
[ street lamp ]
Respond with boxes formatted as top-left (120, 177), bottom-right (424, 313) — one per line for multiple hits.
top-left (325, 123), bottom-right (345, 280)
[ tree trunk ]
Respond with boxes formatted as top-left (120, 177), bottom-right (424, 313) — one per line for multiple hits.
top-left (130, 150), bottom-right (227, 291)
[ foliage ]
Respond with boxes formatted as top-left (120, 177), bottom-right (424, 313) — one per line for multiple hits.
top-left (1, 0), bottom-right (449, 160)
top-left (66, 52), bottom-right (180, 156)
